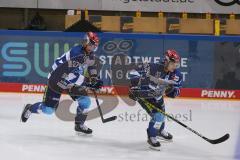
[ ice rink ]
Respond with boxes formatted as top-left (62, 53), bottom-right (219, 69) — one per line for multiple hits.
top-left (0, 92), bottom-right (239, 160)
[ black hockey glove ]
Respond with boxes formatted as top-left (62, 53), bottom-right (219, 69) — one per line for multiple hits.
top-left (87, 78), bottom-right (103, 90)
top-left (68, 84), bottom-right (87, 96)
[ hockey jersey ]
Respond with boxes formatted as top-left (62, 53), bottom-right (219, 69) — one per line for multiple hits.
top-left (129, 62), bottom-right (183, 100)
top-left (48, 45), bottom-right (98, 90)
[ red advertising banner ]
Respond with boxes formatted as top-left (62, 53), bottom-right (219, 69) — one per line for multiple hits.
top-left (0, 82), bottom-right (239, 100)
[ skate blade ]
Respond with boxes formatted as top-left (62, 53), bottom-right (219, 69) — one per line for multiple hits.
top-left (20, 104), bottom-right (31, 123)
top-left (149, 145), bottom-right (160, 151)
top-left (157, 136), bottom-right (173, 143)
top-left (75, 132), bottom-right (93, 137)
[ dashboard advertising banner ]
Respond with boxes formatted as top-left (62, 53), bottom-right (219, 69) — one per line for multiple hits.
top-left (0, 31), bottom-right (240, 99)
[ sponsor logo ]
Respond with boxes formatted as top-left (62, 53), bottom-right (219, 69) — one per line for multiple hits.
top-left (22, 84), bottom-right (46, 92)
top-left (1, 42), bottom-right (76, 78)
top-left (21, 84), bottom-right (115, 94)
top-left (102, 40), bottom-right (133, 53)
top-left (99, 86), bottom-right (115, 95)
top-left (215, 0), bottom-right (240, 6)
top-left (121, 0), bottom-right (194, 3)
top-left (201, 90), bottom-right (236, 98)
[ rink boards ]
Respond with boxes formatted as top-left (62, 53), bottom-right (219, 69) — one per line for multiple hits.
top-left (0, 82), bottom-right (239, 100)
top-left (0, 31), bottom-right (240, 94)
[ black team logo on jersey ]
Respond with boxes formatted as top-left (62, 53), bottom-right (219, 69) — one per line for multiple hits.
top-left (215, 0), bottom-right (240, 6)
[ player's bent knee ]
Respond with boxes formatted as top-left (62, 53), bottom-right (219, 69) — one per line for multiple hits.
top-left (77, 96), bottom-right (91, 111)
top-left (41, 106), bottom-right (55, 115)
top-left (153, 112), bottom-right (165, 122)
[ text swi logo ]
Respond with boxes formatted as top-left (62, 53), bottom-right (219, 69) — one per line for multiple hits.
top-left (215, 0), bottom-right (240, 6)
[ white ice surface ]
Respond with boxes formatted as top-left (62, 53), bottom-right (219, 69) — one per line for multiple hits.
top-left (0, 93), bottom-right (240, 160)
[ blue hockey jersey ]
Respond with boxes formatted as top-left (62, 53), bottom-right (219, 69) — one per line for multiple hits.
top-left (129, 62), bottom-right (183, 100)
top-left (48, 45), bottom-right (98, 89)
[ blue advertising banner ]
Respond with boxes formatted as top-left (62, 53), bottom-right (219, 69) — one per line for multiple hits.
top-left (0, 30), bottom-right (240, 89)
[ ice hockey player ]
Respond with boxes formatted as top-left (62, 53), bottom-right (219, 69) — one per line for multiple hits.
top-left (21, 32), bottom-right (103, 135)
top-left (128, 49), bottom-right (183, 150)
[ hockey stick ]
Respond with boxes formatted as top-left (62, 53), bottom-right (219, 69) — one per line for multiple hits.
top-left (139, 98), bottom-right (230, 145)
top-left (68, 82), bottom-right (116, 123)
top-left (92, 90), bottom-right (117, 123)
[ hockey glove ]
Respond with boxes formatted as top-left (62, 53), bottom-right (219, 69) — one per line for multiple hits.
top-left (88, 78), bottom-right (103, 90)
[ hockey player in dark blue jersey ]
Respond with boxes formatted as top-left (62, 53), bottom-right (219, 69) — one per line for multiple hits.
top-left (21, 32), bottom-right (103, 135)
top-left (129, 49), bottom-right (183, 150)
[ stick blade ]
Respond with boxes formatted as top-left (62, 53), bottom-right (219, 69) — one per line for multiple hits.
top-left (207, 133), bottom-right (230, 144)
top-left (103, 116), bottom-right (117, 123)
